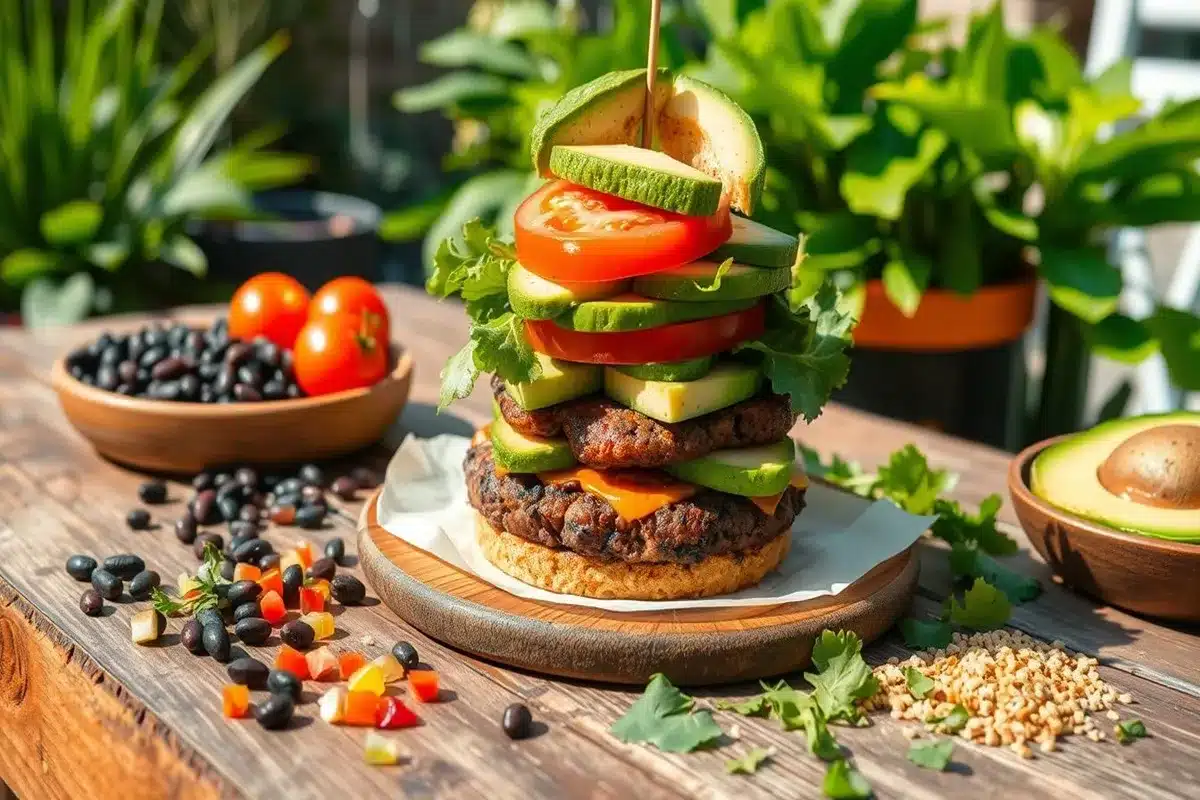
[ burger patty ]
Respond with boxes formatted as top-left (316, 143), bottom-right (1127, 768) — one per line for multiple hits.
top-left (465, 443), bottom-right (805, 564)
top-left (491, 376), bottom-right (798, 468)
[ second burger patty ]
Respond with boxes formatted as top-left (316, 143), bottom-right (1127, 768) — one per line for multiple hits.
top-left (466, 443), bottom-right (806, 564)
top-left (491, 376), bottom-right (799, 469)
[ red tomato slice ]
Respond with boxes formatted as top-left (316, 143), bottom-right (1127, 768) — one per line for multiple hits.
top-left (514, 180), bottom-right (731, 283)
top-left (524, 303), bottom-right (765, 365)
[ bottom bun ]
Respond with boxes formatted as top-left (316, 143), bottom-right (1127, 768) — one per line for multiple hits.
top-left (475, 513), bottom-right (790, 600)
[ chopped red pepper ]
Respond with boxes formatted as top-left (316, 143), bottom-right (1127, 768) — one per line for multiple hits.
top-left (233, 563), bottom-right (261, 582)
top-left (339, 652), bottom-right (366, 681)
top-left (257, 568), bottom-right (283, 598)
top-left (408, 669), bottom-right (440, 703)
top-left (344, 691), bottom-right (378, 727)
top-left (274, 645), bottom-right (310, 680)
top-left (306, 647), bottom-right (339, 681)
top-left (308, 578), bottom-right (331, 601)
top-left (260, 590), bottom-right (287, 625)
top-left (222, 684), bottom-right (250, 719)
top-left (295, 542), bottom-right (315, 568)
top-left (299, 587), bottom-right (325, 614)
top-left (376, 696), bottom-right (420, 729)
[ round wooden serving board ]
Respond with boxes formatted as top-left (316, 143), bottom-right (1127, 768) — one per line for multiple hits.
top-left (358, 490), bottom-right (918, 686)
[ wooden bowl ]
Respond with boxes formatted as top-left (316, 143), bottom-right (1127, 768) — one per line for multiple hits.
top-left (51, 347), bottom-right (413, 474)
top-left (1009, 437), bottom-right (1200, 622)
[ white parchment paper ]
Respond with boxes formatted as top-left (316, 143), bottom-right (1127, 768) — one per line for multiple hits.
top-left (377, 434), bottom-right (935, 612)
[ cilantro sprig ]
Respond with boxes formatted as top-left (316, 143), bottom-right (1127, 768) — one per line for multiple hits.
top-left (609, 674), bottom-right (723, 753)
top-left (907, 738), bottom-right (955, 771)
top-left (724, 747), bottom-right (773, 775)
top-left (151, 543), bottom-right (225, 617)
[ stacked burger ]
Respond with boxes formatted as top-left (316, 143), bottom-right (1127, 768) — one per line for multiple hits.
top-left (429, 69), bottom-right (852, 600)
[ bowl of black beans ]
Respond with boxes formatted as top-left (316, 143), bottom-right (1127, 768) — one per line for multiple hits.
top-left (51, 316), bottom-right (413, 473)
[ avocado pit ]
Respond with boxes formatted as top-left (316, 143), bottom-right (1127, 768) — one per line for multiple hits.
top-left (1096, 424), bottom-right (1200, 510)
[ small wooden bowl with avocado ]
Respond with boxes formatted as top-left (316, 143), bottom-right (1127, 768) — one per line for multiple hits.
top-left (1008, 412), bottom-right (1200, 622)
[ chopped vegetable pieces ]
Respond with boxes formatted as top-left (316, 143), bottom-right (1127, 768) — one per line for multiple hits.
top-left (222, 684), bottom-right (251, 719)
top-left (347, 662), bottom-right (387, 696)
top-left (131, 609), bottom-right (166, 644)
top-left (371, 654), bottom-right (406, 683)
top-left (339, 652), bottom-right (367, 681)
top-left (260, 590), bottom-right (287, 625)
top-left (308, 579), bottom-right (332, 601)
top-left (376, 697), bottom-right (420, 730)
top-left (233, 564), bottom-right (261, 582)
top-left (345, 691), bottom-right (379, 727)
top-left (318, 687), bottom-right (347, 724)
top-left (363, 731), bottom-right (407, 766)
top-left (295, 542), bottom-right (315, 568)
top-left (306, 647), bottom-right (339, 681)
top-left (279, 549), bottom-right (303, 576)
top-left (274, 645), bottom-right (310, 680)
top-left (299, 611), bottom-right (335, 640)
top-left (257, 569), bottom-right (283, 598)
top-left (408, 669), bottom-right (440, 703)
top-left (300, 587), bottom-right (325, 614)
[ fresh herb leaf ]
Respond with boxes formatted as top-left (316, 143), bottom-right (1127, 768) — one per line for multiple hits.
top-left (715, 695), bottom-right (770, 716)
top-left (812, 629), bottom-right (864, 670)
top-left (900, 618), bottom-right (953, 649)
top-left (758, 680), bottom-right (817, 729)
top-left (948, 578), bottom-right (1012, 631)
top-left (736, 286), bottom-right (852, 422)
top-left (904, 667), bottom-right (935, 699)
top-left (692, 257), bottom-right (734, 293)
top-left (438, 341), bottom-right (479, 410)
top-left (950, 543), bottom-right (1041, 603)
top-left (907, 738), bottom-right (955, 770)
top-left (875, 445), bottom-right (954, 514)
top-left (151, 587), bottom-right (187, 617)
top-left (1115, 719), bottom-right (1147, 744)
top-left (804, 630), bottom-right (878, 723)
top-left (932, 494), bottom-right (1017, 556)
top-left (797, 706), bottom-right (843, 761)
top-left (823, 759), bottom-right (872, 799)
top-left (436, 311), bottom-right (543, 410)
top-left (610, 674), bottom-right (723, 753)
top-left (925, 704), bottom-right (970, 732)
top-left (725, 747), bottom-right (773, 775)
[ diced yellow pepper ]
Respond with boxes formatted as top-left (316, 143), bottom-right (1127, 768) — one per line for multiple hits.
top-left (347, 662), bottom-right (387, 696)
top-left (371, 654), bottom-right (406, 683)
top-left (298, 611), bottom-right (335, 640)
top-left (309, 579), bottom-right (331, 601)
top-left (318, 686), bottom-right (347, 724)
top-left (279, 549), bottom-right (303, 575)
top-left (363, 731), bottom-right (406, 766)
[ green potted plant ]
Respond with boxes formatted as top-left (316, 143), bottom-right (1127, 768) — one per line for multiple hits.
top-left (0, 0), bottom-right (312, 326)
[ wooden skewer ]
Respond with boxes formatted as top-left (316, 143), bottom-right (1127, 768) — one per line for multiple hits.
top-left (641, 0), bottom-right (663, 149)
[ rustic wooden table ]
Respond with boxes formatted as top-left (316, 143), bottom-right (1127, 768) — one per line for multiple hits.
top-left (1, 285), bottom-right (1197, 800)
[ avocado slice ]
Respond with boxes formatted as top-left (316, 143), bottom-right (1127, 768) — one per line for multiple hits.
top-left (490, 412), bottom-right (577, 473)
top-left (632, 260), bottom-right (790, 302)
top-left (1031, 411), bottom-right (1200, 542)
top-left (504, 352), bottom-right (603, 411)
top-left (614, 357), bottom-right (713, 382)
top-left (531, 71), bottom-right (765, 215)
top-left (604, 363), bottom-right (761, 423)
top-left (666, 439), bottom-right (797, 497)
top-left (508, 262), bottom-right (628, 320)
top-left (549, 145), bottom-right (723, 216)
top-left (559, 293), bottom-right (756, 332)
top-left (710, 215), bottom-right (801, 268)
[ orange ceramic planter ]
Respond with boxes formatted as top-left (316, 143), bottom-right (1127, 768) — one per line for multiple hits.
top-left (853, 276), bottom-right (1037, 352)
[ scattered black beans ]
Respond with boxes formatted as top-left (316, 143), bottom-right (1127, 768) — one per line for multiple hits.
top-left (217, 495), bottom-right (241, 523)
top-left (181, 619), bottom-right (205, 654)
top-left (234, 467), bottom-right (258, 489)
top-left (255, 693), bottom-right (295, 730)
top-left (229, 520), bottom-right (258, 540)
top-left (267, 669), bottom-right (303, 701)
top-left (502, 703), bottom-right (533, 740)
top-left (234, 617), bottom-right (272, 646)
top-left (331, 575), bottom-right (366, 606)
top-left (126, 509), bottom-right (152, 530)
top-left (392, 641), bottom-right (419, 669)
top-left (192, 472), bottom-right (214, 492)
top-left (233, 601), bottom-right (262, 623)
top-left (192, 490), bottom-right (220, 525)
top-left (80, 589), bottom-right (104, 616)
top-left (193, 532), bottom-right (223, 560)
top-left (323, 537), bottom-right (346, 565)
top-left (300, 485), bottom-right (325, 505)
top-left (279, 620), bottom-right (315, 650)
top-left (308, 557), bottom-right (337, 582)
top-left (275, 477), bottom-right (303, 496)
top-left (103, 554), bottom-right (145, 580)
top-left (137, 480), bottom-right (168, 504)
top-left (228, 657), bottom-right (270, 689)
top-left (174, 514), bottom-right (198, 544)
top-left (202, 624), bottom-right (232, 662)
top-left (220, 559), bottom-right (237, 581)
top-left (226, 580), bottom-right (262, 607)
top-left (90, 569), bottom-right (123, 601)
top-left (298, 464), bottom-right (323, 487)
top-left (128, 570), bottom-right (161, 601)
top-left (258, 553), bottom-right (281, 572)
top-left (295, 506), bottom-right (325, 530)
top-left (66, 554), bottom-right (97, 582)
top-left (349, 467), bottom-right (379, 489)
top-left (236, 505), bottom-right (260, 524)
top-left (234, 538), bottom-right (272, 564)
top-left (196, 608), bottom-right (224, 630)
top-left (282, 564), bottom-right (303, 607)
top-left (330, 476), bottom-right (358, 500)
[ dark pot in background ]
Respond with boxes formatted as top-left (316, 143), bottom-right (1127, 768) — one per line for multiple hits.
top-left (835, 277), bottom-right (1038, 451)
top-left (193, 191), bottom-right (382, 291)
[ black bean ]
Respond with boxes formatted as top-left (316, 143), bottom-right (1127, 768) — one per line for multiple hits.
top-left (91, 569), bottom-right (122, 601)
top-left (234, 617), bottom-right (271, 646)
top-left (502, 703), bottom-right (533, 740)
top-left (150, 380), bottom-right (182, 401)
top-left (217, 495), bottom-right (241, 523)
top-left (229, 520), bottom-right (258, 540)
top-left (391, 641), bottom-right (419, 669)
top-left (181, 619), bottom-right (205, 654)
top-left (300, 485), bottom-right (325, 505)
top-left (103, 554), bottom-right (146, 580)
top-left (234, 467), bottom-right (258, 489)
top-left (273, 491), bottom-right (303, 509)
top-left (225, 341), bottom-right (252, 366)
top-left (233, 383), bottom-right (262, 402)
top-left (214, 364), bottom-right (236, 395)
top-left (227, 656), bottom-right (269, 688)
top-left (308, 557), bottom-right (337, 582)
top-left (193, 490), bottom-right (220, 525)
top-left (126, 509), bottom-right (151, 530)
top-left (174, 514), bottom-right (198, 544)
top-left (329, 476), bottom-right (358, 500)
top-left (80, 589), bottom-right (104, 616)
top-left (138, 480), bottom-right (168, 504)
top-left (282, 564), bottom-right (303, 607)
top-left (275, 477), bottom-right (304, 496)
top-left (350, 467), bottom-right (379, 489)
top-left (202, 625), bottom-right (232, 662)
top-left (151, 356), bottom-right (188, 381)
top-left (331, 575), bottom-right (366, 605)
top-left (295, 506), bottom-right (325, 530)
top-left (226, 580), bottom-right (262, 607)
top-left (267, 669), bottom-right (302, 701)
top-left (139, 346), bottom-right (166, 368)
top-left (233, 601), bottom-right (262, 623)
top-left (237, 362), bottom-right (264, 388)
top-left (193, 532), bottom-right (223, 560)
top-left (255, 694), bottom-right (294, 730)
top-left (66, 554), bottom-right (97, 582)
top-left (279, 620), bottom-right (315, 650)
top-left (220, 558), bottom-right (236, 581)
top-left (128, 570), bottom-right (161, 601)
top-left (262, 380), bottom-right (286, 400)
top-left (117, 360), bottom-right (138, 385)
top-left (214, 472), bottom-right (234, 488)
top-left (196, 608), bottom-right (224, 630)
top-left (179, 374), bottom-right (201, 400)
top-left (298, 464), bottom-right (324, 487)
top-left (258, 553), bottom-right (281, 572)
top-left (115, 383), bottom-right (135, 396)
top-left (234, 538), bottom-right (272, 564)
top-left (324, 537), bottom-right (346, 565)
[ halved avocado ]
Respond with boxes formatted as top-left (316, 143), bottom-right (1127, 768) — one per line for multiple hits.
top-left (1031, 411), bottom-right (1200, 542)
top-left (666, 439), bottom-right (797, 497)
top-left (559, 293), bottom-right (756, 332)
top-left (490, 412), bottom-right (576, 473)
top-left (549, 144), bottom-right (723, 216)
top-left (710, 215), bottom-right (801, 268)
top-left (632, 260), bottom-right (790, 302)
top-left (507, 262), bottom-right (628, 320)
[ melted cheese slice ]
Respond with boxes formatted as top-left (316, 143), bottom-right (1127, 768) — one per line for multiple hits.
top-left (538, 467), bottom-right (697, 521)
top-left (749, 468), bottom-right (811, 516)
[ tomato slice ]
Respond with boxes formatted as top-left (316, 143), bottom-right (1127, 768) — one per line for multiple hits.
top-left (524, 303), bottom-right (764, 365)
top-left (514, 180), bottom-right (731, 283)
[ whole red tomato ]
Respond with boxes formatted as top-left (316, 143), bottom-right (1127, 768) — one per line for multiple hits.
top-left (228, 272), bottom-right (311, 349)
top-left (310, 277), bottom-right (390, 342)
top-left (292, 314), bottom-right (389, 396)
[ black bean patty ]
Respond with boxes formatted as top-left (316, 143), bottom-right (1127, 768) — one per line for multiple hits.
top-left (465, 443), bottom-right (805, 564)
top-left (491, 376), bottom-right (798, 469)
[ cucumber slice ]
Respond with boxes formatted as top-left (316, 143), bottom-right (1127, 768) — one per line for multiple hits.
top-left (559, 293), bottom-right (755, 332)
top-left (508, 263), bottom-right (628, 320)
top-left (665, 439), bottom-right (796, 497)
top-left (614, 357), bottom-right (713, 382)
top-left (549, 145), bottom-right (723, 216)
top-left (604, 363), bottom-right (761, 423)
top-left (632, 260), bottom-right (790, 302)
top-left (710, 215), bottom-right (800, 268)
top-left (504, 352), bottom-right (602, 411)
top-left (490, 415), bottom-right (576, 473)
